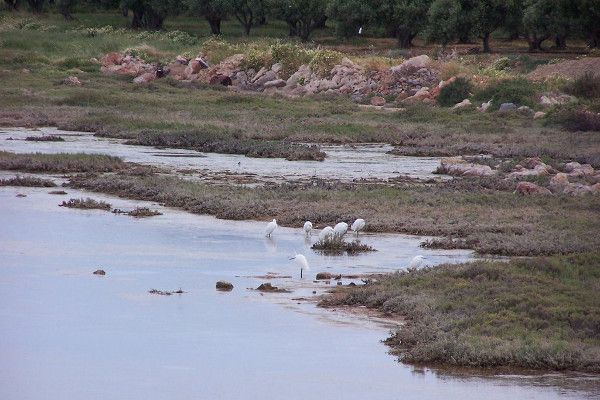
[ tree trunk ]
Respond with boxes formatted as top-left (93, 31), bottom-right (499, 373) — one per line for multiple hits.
top-left (286, 19), bottom-right (298, 36)
top-left (131, 8), bottom-right (144, 28)
top-left (482, 32), bottom-right (491, 53)
top-left (206, 17), bottom-right (221, 35)
top-left (590, 30), bottom-right (600, 49)
top-left (397, 29), bottom-right (412, 48)
top-left (27, 0), bottom-right (44, 13)
top-left (4, 0), bottom-right (19, 10)
top-left (313, 15), bottom-right (327, 29)
top-left (527, 33), bottom-right (548, 52)
top-left (555, 35), bottom-right (567, 49)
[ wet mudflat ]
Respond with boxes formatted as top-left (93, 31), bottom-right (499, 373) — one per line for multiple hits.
top-left (0, 187), bottom-right (598, 400)
top-left (0, 127), bottom-right (444, 183)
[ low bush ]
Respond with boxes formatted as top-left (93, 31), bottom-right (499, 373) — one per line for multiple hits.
top-left (59, 198), bottom-right (111, 210)
top-left (437, 77), bottom-right (472, 107)
top-left (473, 78), bottom-right (537, 110)
top-left (564, 72), bottom-right (600, 99)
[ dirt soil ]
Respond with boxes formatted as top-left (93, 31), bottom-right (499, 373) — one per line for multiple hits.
top-left (527, 57), bottom-right (600, 81)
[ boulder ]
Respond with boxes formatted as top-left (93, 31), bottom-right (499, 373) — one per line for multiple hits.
top-left (549, 173), bottom-right (570, 192)
top-left (370, 96), bottom-right (386, 106)
top-left (439, 157), bottom-right (495, 177)
top-left (563, 183), bottom-right (594, 196)
top-left (518, 106), bottom-right (534, 116)
top-left (515, 181), bottom-right (551, 195)
top-left (565, 162), bottom-right (595, 176)
top-left (133, 72), bottom-right (156, 84)
top-left (62, 76), bottom-right (82, 86)
top-left (452, 99), bottom-right (471, 109)
top-left (93, 269), bottom-right (106, 276)
top-left (167, 62), bottom-right (187, 79)
top-left (216, 281), bottom-right (233, 291)
top-left (101, 52), bottom-right (123, 67)
top-left (263, 79), bottom-right (286, 89)
top-left (533, 111), bottom-right (546, 119)
top-left (209, 74), bottom-right (232, 86)
top-left (175, 55), bottom-right (189, 65)
top-left (316, 272), bottom-right (333, 280)
top-left (391, 55), bottom-right (431, 74)
top-left (539, 93), bottom-right (576, 107)
top-left (498, 103), bottom-right (517, 113)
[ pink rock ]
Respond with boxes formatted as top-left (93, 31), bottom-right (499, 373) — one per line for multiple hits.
top-left (101, 52), bottom-right (123, 67)
top-left (563, 183), bottom-right (593, 196)
top-left (515, 182), bottom-right (551, 195)
top-left (370, 96), bottom-right (386, 106)
top-left (133, 72), bottom-right (156, 84)
top-left (549, 173), bottom-right (570, 192)
top-left (62, 76), bottom-right (82, 86)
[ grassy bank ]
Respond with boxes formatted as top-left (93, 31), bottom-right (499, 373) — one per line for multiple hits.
top-left (67, 171), bottom-right (600, 256)
top-left (0, 151), bottom-right (125, 172)
top-left (320, 253), bottom-right (600, 372)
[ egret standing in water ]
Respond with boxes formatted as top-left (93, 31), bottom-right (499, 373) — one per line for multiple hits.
top-left (303, 221), bottom-right (313, 236)
top-left (319, 226), bottom-right (334, 241)
top-left (265, 219), bottom-right (277, 237)
top-left (333, 222), bottom-right (348, 237)
top-left (351, 218), bottom-right (365, 235)
top-left (409, 255), bottom-right (427, 269)
top-left (290, 254), bottom-right (309, 278)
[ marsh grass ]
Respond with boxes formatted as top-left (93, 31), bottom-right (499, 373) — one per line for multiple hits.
top-left (0, 175), bottom-right (57, 187)
top-left (25, 135), bottom-right (64, 141)
top-left (320, 253), bottom-right (600, 372)
top-left (0, 151), bottom-right (125, 172)
top-left (67, 172), bottom-right (600, 256)
top-left (311, 236), bottom-right (376, 254)
top-left (59, 197), bottom-right (111, 210)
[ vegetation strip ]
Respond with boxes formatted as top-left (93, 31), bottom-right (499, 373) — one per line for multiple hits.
top-left (320, 253), bottom-right (600, 372)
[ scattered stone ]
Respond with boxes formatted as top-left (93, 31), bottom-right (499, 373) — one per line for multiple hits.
top-left (515, 181), bottom-right (552, 195)
top-left (16, 193), bottom-right (26, 197)
top-left (48, 190), bottom-right (68, 195)
top-left (391, 55), bottom-right (431, 74)
top-left (539, 93), bottom-right (576, 107)
top-left (533, 111), bottom-right (546, 119)
top-left (337, 281), bottom-right (343, 286)
top-left (498, 103), bottom-right (517, 113)
top-left (148, 288), bottom-right (184, 296)
top-left (312, 291), bottom-right (317, 294)
top-left (563, 183), bottom-right (594, 196)
top-left (216, 281), bottom-right (234, 291)
top-left (316, 272), bottom-right (333, 280)
top-left (255, 283), bottom-right (290, 293)
top-left (565, 162), bottom-right (595, 176)
top-left (208, 74), bottom-right (232, 86)
top-left (133, 72), bottom-right (156, 84)
top-left (93, 269), bottom-right (106, 275)
top-left (478, 100), bottom-right (492, 112)
top-left (452, 99), bottom-right (471, 109)
top-left (348, 282), bottom-right (357, 287)
top-left (62, 76), bottom-right (82, 86)
top-left (518, 106), bottom-right (534, 116)
top-left (370, 96), bottom-right (386, 106)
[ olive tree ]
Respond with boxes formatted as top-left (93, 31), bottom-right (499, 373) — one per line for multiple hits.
top-left (185, 0), bottom-right (228, 34)
top-left (270, 0), bottom-right (327, 41)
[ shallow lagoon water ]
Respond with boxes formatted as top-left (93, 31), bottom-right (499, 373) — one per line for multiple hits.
top-left (0, 187), bottom-right (598, 400)
top-left (0, 127), bottom-right (444, 182)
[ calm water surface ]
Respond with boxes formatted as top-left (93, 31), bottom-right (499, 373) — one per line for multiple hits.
top-left (0, 187), bottom-right (598, 400)
top-left (0, 127), bottom-right (444, 182)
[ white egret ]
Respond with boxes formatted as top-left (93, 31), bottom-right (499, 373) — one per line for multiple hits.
top-left (333, 222), bottom-right (348, 237)
top-left (303, 221), bottom-right (313, 236)
top-left (290, 254), bottom-right (310, 278)
top-left (318, 226), bottom-right (334, 241)
top-left (409, 255), bottom-right (427, 269)
top-left (351, 218), bottom-right (365, 235)
top-left (265, 219), bottom-right (277, 237)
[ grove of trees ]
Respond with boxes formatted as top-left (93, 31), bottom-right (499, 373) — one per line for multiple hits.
top-left (3, 0), bottom-right (600, 50)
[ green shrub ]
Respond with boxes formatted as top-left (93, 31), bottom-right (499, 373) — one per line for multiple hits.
top-left (437, 77), bottom-right (472, 107)
top-left (308, 49), bottom-right (342, 76)
top-left (270, 42), bottom-right (311, 78)
top-left (564, 72), bottom-right (600, 99)
top-left (473, 78), bottom-right (537, 110)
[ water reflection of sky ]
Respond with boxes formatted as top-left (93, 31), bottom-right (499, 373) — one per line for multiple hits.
top-left (0, 187), bottom-right (597, 400)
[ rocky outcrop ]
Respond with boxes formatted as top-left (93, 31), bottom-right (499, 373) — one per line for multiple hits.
top-left (316, 272), bottom-right (333, 280)
top-left (100, 52), bottom-right (441, 102)
top-left (438, 157), bottom-right (495, 177)
top-left (93, 269), bottom-right (106, 275)
top-left (515, 181), bottom-right (552, 195)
